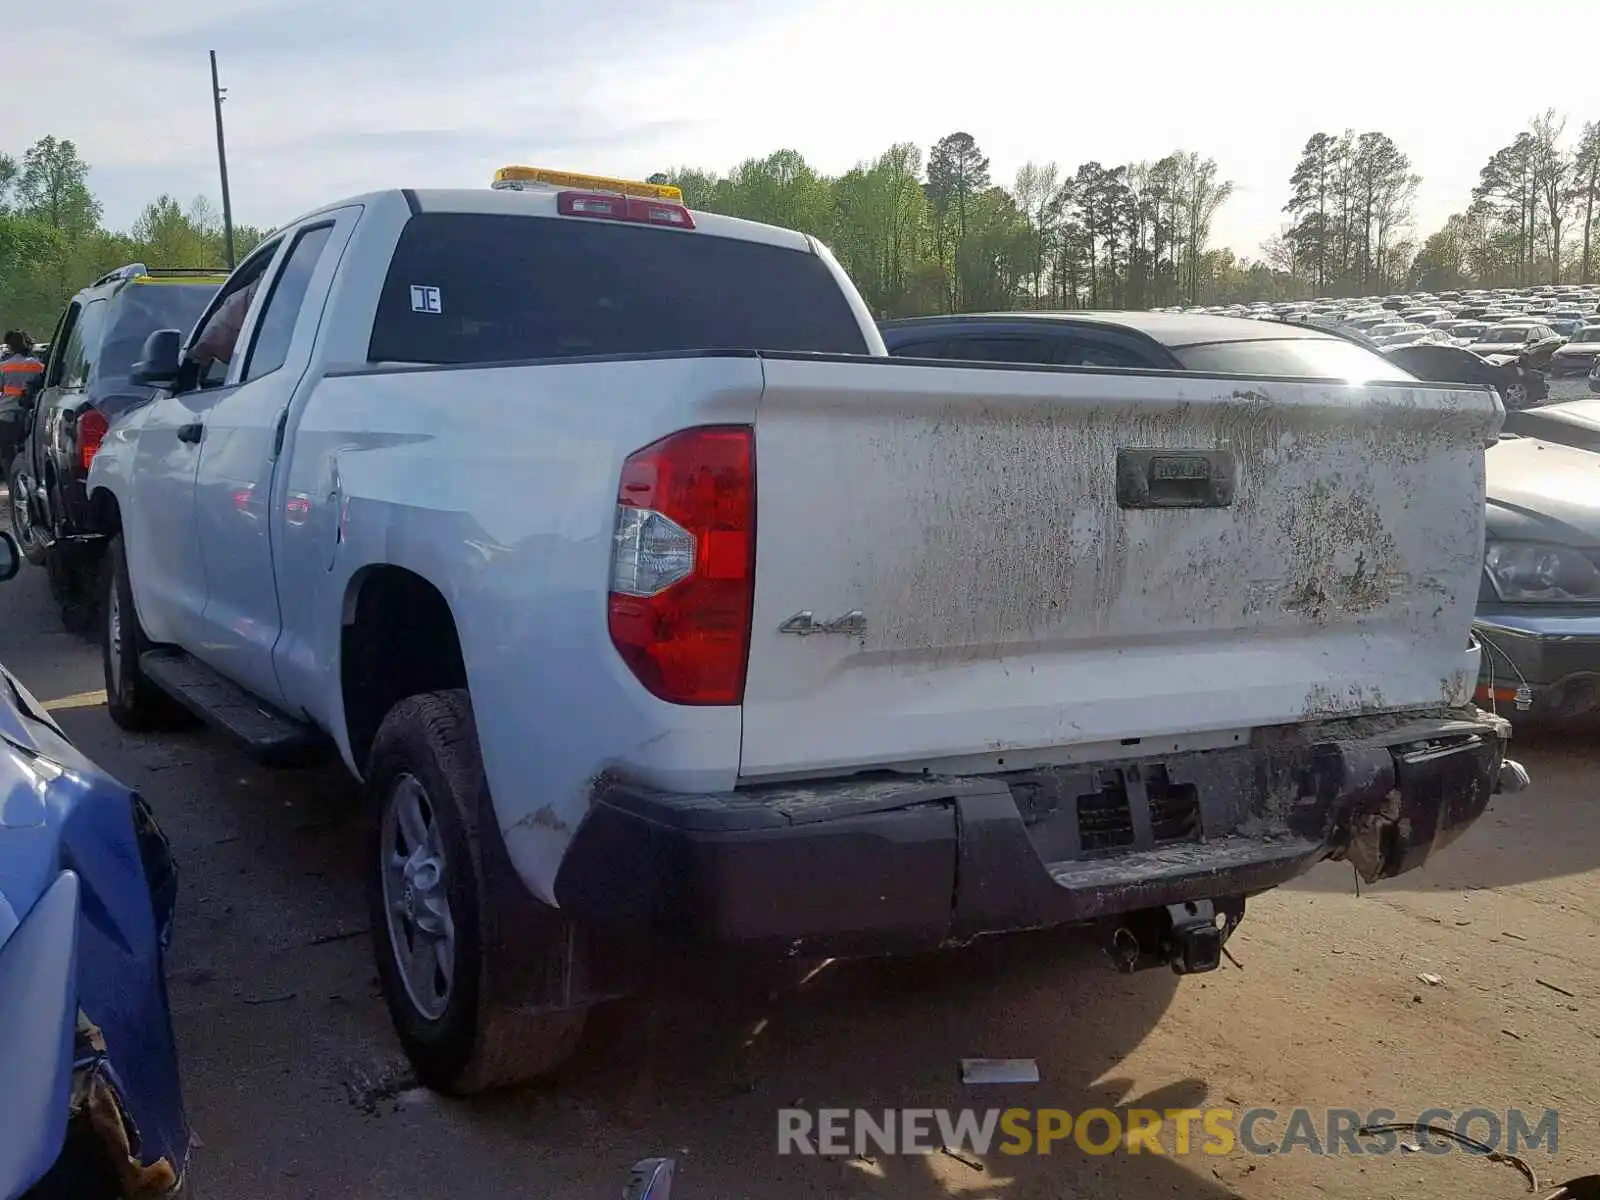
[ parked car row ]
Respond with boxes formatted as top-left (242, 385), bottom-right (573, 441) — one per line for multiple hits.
top-left (1181, 283), bottom-right (1600, 329)
top-left (1164, 285), bottom-right (1600, 407)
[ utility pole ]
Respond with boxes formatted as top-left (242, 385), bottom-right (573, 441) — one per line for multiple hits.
top-left (210, 50), bottom-right (236, 269)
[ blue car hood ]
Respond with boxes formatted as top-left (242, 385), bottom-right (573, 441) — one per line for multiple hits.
top-left (0, 667), bottom-right (81, 947)
top-left (0, 664), bottom-right (187, 1197)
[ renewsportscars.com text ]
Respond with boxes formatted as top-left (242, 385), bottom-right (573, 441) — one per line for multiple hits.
top-left (777, 1107), bottom-right (1559, 1157)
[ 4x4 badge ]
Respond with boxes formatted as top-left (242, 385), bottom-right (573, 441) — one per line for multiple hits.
top-left (779, 610), bottom-right (867, 637)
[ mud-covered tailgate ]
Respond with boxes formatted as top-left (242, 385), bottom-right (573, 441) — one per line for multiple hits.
top-left (739, 356), bottom-right (1502, 779)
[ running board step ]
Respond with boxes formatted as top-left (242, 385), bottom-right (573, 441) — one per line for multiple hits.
top-left (139, 650), bottom-right (328, 766)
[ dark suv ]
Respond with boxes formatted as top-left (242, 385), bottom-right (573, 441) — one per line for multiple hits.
top-left (9, 263), bottom-right (227, 630)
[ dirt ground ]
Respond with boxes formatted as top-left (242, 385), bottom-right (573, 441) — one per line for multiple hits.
top-left (2, 545), bottom-right (1595, 1200)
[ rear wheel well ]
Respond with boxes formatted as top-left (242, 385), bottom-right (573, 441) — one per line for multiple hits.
top-left (341, 567), bottom-right (467, 773)
top-left (88, 487), bottom-right (120, 535)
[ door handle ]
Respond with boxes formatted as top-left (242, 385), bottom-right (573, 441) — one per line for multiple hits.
top-left (176, 421), bottom-right (204, 444)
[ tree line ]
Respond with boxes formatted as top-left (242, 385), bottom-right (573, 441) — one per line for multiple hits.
top-left (1411, 111), bottom-right (1600, 292)
top-left (5, 114), bottom-right (1600, 339)
top-left (1, 130), bottom-right (1239, 331)
top-left (657, 136), bottom-right (1236, 316)
top-left (0, 137), bottom-right (268, 337)
top-left (1271, 111), bottom-right (1600, 297)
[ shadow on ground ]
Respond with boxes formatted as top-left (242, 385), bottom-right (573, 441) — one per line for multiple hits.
top-left (450, 930), bottom-right (1227, 1198)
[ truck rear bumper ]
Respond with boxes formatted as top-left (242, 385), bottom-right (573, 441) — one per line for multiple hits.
top-left (552, 713), bottom-right (1515, 958)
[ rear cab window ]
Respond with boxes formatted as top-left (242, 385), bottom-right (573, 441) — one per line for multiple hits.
top-left (367, 212), bottom-right (869, 364)
top-left (1170, 337), bottom-right (1417, 382)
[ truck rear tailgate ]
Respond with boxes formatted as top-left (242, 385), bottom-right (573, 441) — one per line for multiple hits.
top-left (738, 355), bottom-right (1499, 780)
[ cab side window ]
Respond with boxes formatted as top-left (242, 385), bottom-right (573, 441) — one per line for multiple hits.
top-left (56, 299), bottom-right (108, 391)
top-left (44, 303), bottom-right (82, 387)
top-left (184, 238), bottom-right (284, 389)
top-left (241, 224), bottom-right (334, 382)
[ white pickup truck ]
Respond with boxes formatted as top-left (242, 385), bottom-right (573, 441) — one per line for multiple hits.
top-left (87, 167), bottom-right (1524, 1094)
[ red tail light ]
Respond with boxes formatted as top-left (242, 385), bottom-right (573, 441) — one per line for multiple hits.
top-left (607, 426), bottom-right (754, 705)
top-left (77, 409), bottom-right (109, 472)
top-left (557, 190), bottom-right (695, 230)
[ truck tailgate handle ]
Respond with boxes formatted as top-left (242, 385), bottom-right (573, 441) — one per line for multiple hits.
top-left (1116, 448), bottom-right (1235, 509)
top-left (176, 421), bottom-right (204, 445)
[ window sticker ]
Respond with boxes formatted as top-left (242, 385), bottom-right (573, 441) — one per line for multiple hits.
top-left (409, 285), bottom-right (442, 314)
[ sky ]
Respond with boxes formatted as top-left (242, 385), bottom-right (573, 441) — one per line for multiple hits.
top-left (14, 0), bottom-right (1599, 259)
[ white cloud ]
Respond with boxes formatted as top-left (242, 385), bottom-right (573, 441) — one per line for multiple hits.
top-left (12, 0), bottom-right (1599, 257)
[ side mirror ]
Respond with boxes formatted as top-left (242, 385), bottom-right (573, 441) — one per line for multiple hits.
top-left (130, 329), bottom-right (183, 387)
top-left (0, 531), bottom-right (19, 583)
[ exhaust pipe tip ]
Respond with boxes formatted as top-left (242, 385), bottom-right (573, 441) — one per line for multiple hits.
top-left (1496, 757), bottom-right (1531, 795)
top-left (1110, 926), bottom-right (1141, 969)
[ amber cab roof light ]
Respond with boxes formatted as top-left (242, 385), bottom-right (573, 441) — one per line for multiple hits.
top-left (491, 166), bottom-right (684, 203)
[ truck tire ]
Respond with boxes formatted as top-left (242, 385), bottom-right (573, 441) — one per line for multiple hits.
top-left (101, 534), bottom-right (190, 731)
top-left (364, 689), bottom-right (586, 1094)
top-left (8, 459), bottom-right (46, 567)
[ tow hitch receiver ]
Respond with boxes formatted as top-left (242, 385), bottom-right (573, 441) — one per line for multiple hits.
top-left (1102, 897), bottom-right (1244, 976)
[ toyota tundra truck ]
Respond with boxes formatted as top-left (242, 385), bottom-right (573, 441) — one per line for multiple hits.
top-left (85, 166), bottom-right (1525, 1095)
